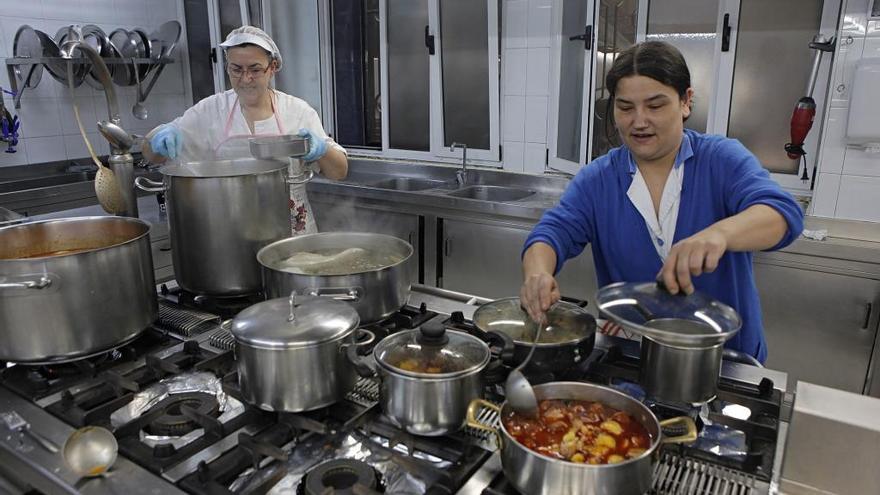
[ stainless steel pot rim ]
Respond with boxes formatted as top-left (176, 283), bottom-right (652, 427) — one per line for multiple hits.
top-left (497, 382), bottom-right (661, 467)
top-left (642, 334), bottom-right (725, 351)
top-left (473, 297), bottom-right (595, 347)
top-left (159, 158), bottom-right (288, 178)
top-left (374, 335), bottom-right (492, 380)
top-left (257, 232), bottom-right (414, 275)
top-left (0, 216), bottom-right (152, 260)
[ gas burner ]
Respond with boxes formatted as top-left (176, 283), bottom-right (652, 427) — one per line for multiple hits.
top-left (143, 392), bottom-right (220, 436)
top-left (300, 459), bottom-right (383, 495)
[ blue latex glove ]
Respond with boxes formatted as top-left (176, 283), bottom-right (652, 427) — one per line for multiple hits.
top-left (150, 124), bottom-right (183, 159)
top-left (298, 128), bottom-right (328, 162)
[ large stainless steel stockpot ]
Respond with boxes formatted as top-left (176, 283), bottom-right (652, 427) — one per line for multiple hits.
top-left (467, 382), bottom-right (697, 495)
top-left (367, 320), bottom-right (493, 436)
top-left (135, 158), bottom-right (290, 296)
top-left (0, 216), bottom-right (157, 363)
top-left (230, 294), bottom-right (370, 412)
top-left (257, 232), bottom-right (413, 324)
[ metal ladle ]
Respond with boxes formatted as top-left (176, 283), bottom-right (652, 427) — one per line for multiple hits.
top-left (62, 426), bottom-right (117, 479)
top-left (504, 309), bottom-right (552, 418)
top-left (131, 60), bottom-right (148, 120)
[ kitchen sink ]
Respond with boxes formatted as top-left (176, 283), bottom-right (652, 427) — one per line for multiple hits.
top-left (446, 185), bottom-right (535, 202)
top-left (368, 177), bottom-right (447, 191)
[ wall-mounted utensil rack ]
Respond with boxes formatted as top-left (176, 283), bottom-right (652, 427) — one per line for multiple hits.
top-left (4, 57), bottom-right (174, 108)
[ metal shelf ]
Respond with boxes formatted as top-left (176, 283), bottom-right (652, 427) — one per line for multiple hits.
top-left (3, 57), bottom-right (176, 109)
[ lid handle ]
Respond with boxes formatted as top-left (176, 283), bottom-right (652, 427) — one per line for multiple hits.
top-left (287, 290), bottom-right (297, 322)
top-left (417, 320), bottom-right (449, 346)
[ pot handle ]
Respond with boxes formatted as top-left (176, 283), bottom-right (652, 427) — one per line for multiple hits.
top-left (134, 176), bottom-right (166, 192)
top-left (466, 399), bottom-right (502, 448)
top-left (658, 416), bottom-right (698, 444)
top-left (286, 170), bottom-right (314, 185)
top-left (345, 336), bottom-right (377, 378)
top-left (0, 275), bottom-right (52, 290)
top-left (485, 330), bottom-right (516, 365)
top-left (307, 287), bottom-right (362, 302)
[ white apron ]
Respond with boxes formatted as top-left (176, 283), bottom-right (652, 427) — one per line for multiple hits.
top-left (213, 93), bottom-right (317, 236)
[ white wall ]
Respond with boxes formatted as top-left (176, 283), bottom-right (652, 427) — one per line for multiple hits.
top-left (811, 0), bottom-right (880, 221)
top-left (0, 0), bottom-right (189, 167)
top-left (500, 0), bottom-right (553, 174)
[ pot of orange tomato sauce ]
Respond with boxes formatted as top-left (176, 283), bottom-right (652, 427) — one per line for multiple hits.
top-left (467, 382), bottom-right (697, 495)
top-left (0, 216), bottom-right (157, 363)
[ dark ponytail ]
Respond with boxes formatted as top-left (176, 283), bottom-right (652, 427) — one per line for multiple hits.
top-left (602, 41), bottom-right (692, 149)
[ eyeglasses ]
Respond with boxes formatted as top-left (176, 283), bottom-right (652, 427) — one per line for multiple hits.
top-left (226, 65), bottom-right (272, 80)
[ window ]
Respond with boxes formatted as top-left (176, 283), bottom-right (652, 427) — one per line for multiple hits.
top-left (327, 0), bottom-right (500, 162)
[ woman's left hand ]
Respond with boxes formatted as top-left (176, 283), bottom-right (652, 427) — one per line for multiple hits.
top-left (658, 228), bottom-right (727, 295)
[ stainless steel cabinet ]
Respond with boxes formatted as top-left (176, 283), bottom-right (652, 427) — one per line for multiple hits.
top-left (754, 262), bottom-right (880, 394)
top-left (438, 218), bottom-right (596, 302)
top-left (311, 199), bottom-right (421, 283)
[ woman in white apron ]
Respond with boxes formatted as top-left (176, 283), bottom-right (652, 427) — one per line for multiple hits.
top-left (142, 26), bottom-right (348, 236)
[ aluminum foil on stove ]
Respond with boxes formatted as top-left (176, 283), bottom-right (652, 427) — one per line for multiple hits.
top-left (230, 428), bottom-right (449, 494)
top-left (109, 371), bottom-right (245, 448)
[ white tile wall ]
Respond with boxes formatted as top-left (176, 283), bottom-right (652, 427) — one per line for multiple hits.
top-left (810, 0), bottom-right (880, 221)
top-left (524, 142), bottom-right (546, 175)
top-left (524, 96), bottom-right (548, 143)
top-left (836, 175), bottom-right (880, 222)
top-left (0, 0), bottom-right (188, 167)
top-left (501, 0), bottom-right (553, 174)
top-left (502, 141), bottom-right (524, 170)
top-left (810, 172), bottom-right (841, 217)
top-left (504, 0), bottom-right (529, 49)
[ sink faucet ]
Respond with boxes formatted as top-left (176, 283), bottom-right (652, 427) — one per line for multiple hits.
top-left (450, 142), bottom-right (468, 186)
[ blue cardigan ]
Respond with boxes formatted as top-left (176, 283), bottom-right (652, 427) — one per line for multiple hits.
top-left (525, 130), bottom-right (804, 362)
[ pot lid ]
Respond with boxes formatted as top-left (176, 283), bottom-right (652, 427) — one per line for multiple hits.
top-left (374, 320), bottom-right (490, 378)
top-left (595, 281), bottom-right (741, 347)
top-left (231, 294), bottom-right (359, 349)
top-left (472, 297), bottom-right (595, 346)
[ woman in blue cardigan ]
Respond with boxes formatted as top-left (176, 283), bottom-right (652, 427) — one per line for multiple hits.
top-left (520, 41), bottom-right (803, 362)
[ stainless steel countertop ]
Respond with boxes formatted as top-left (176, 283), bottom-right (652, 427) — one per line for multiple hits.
top-left (26, 194), bottom-right (169, 241)
top-left (309, 158), bottom-right (880, 266)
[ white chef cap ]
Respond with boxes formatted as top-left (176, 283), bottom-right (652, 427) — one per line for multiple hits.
top-left (220, 26), bottom-right (283, 69)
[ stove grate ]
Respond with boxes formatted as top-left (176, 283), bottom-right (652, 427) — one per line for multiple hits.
top-left (345, 377), bottom-right (379, 406)
top-left (208, 328), bottom-right (236, 351)
top-left (651, 451), bottom-right (760, 495)
top-left (157, 300), bottom-right (221, 337)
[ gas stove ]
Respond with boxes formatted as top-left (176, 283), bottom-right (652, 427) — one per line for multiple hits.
top-left (0, 284), bottom-right (790, 495)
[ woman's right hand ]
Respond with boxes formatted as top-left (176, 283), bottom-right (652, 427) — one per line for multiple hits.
top-left (520, 272), bottom-right (561, 324)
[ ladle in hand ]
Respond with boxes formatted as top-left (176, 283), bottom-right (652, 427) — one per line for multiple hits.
top-left (505, 307), bottom-right (552, 418)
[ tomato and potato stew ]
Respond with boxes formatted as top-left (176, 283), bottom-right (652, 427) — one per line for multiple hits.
top-left (502, 399), bottom-right (652, 464)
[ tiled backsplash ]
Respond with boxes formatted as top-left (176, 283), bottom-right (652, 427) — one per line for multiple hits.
top-left (0, 0), bottom-right (189, 168)
top-left (501, 0), bottom-right (552, 175)
top-left (811, 0), bottom-right (880, 221)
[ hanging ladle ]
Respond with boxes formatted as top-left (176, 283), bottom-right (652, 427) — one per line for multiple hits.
top-left (131, 58), bottom-right (148, 120)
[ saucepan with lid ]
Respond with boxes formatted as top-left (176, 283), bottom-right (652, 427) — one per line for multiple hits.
top-left (471, 297), bottom-right (596, 375)
top-left (230, 292), bottom-right (374, 412)
top-left (596, 281), bottom-right (743, 404)
top-left (349, 319), bottom-right (514, 436)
